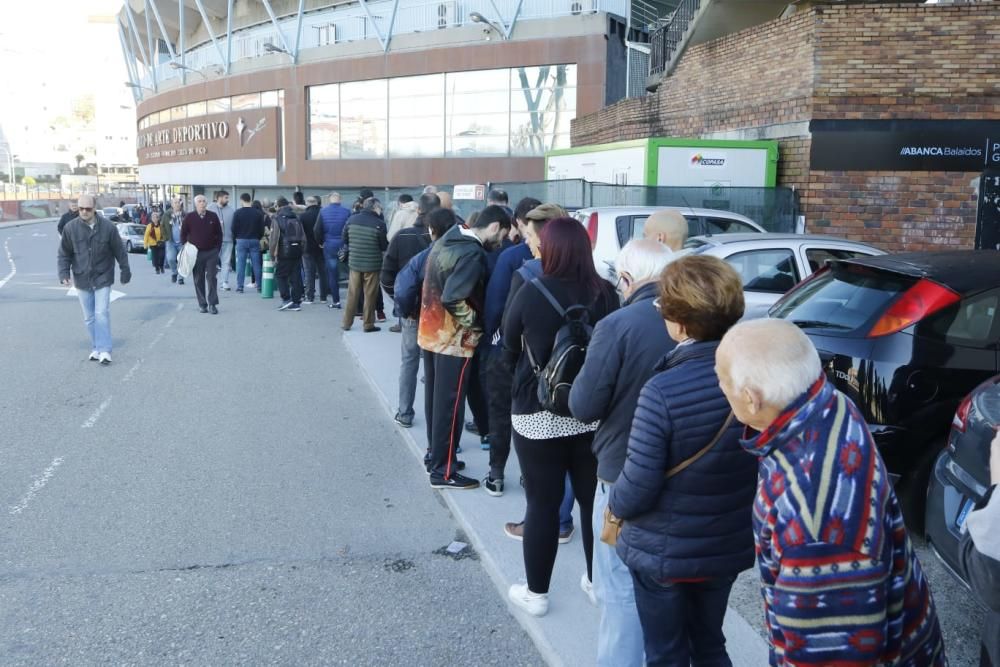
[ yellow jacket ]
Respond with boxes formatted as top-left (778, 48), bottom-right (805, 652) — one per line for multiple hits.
top-left (144, 224), bottom-right (164, 248)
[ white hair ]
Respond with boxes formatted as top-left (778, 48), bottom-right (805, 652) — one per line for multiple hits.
top-left (328, 192), bottom-right (341, 203)
top-left (194, 194), bottom-right (207, 204)
top-left (616, 239), bottom-right (674, 284)
top-left (722, 319), bottom-right (822, 408)
top-left (422, 185), bottom-right (438, 194)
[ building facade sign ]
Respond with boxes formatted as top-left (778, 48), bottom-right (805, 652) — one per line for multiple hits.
top-left (809, 120), bottom-right (1000, 171)
top-left (137, 108), bottom-right (280, 165)
top-left (977, 168), bottom-right (1000, 251)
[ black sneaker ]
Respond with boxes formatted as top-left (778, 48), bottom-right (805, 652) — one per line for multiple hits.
top-left (288, 303), bottom-right (302, 312)
top-left (178, 278), bottom-right (185, 285)
top-left (483, 475), bottom-right (504, 497)
top-left (464, 421), bottom-right (479, 435)
top-left (278, 301), bottom-right (293, 311)
top-left (199, 305), bottom-right (209, 314)
top-left (430, 473), bottom-right (479, 490)
top-left (425, 458), bottom-right (466, 474)
top-left (394, 413), bottom-right (413, 428)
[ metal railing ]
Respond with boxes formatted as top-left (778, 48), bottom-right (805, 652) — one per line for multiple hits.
top-left (648, 0), bottom-right (700, 78)
top-left (141, 0), bottom-right (630, 90)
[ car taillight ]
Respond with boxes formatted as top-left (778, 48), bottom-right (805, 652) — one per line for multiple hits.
top-left (952, 393), bottom-right (973, 433)
top-left (867, 278), bottom-right (960, 338)
top-left (586, 212), bottom-right (598, 249)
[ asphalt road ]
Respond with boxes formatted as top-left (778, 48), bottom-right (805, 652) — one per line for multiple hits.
top-left (0, 224), bottom-right (542, 666)
top-left (0, 221), bottom-right (988, 666)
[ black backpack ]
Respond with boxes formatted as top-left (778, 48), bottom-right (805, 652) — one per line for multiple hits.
top-left (280, 211), bottom-right (305, 258)
top-left (523, 278), bottom-right (593, 417)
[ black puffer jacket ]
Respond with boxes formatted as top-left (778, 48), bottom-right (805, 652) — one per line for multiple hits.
top-left (57, 216), bottom-right (131, 290)
top-left (609, 340), bottom-right (757, 582)
top-left (381, 216), bottom-right (431, 295)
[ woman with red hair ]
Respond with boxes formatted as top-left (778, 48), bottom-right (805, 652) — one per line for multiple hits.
top-left (502, 216), bottom-right (619, 617)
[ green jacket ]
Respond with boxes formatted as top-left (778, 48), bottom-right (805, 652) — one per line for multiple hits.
top-left (342, 210), bottom-right (388, 273)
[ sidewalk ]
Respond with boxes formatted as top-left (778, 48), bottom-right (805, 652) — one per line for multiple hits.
top-left (343, 326), bottom-right (769, 667)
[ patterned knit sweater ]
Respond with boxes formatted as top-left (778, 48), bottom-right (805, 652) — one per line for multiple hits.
top-left (740, 377), bottom-right (946, 666)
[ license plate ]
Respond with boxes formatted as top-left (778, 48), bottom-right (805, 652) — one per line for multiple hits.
top-left (955, 498), bottom-right (975, 532)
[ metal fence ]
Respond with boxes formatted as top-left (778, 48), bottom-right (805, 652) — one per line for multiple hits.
top-left (487, 179), bottom-right (799, 232)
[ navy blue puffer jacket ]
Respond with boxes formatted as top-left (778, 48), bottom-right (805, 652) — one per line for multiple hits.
top-left (608, 340), bottom-right (758, 581)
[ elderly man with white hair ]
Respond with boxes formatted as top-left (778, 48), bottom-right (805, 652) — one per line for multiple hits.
top-left (568, 238), bottom-right (675, 666)
top-left (180, 194), bottom-right (223, 314)
top-left (716, 319), bottom-right (946, 666)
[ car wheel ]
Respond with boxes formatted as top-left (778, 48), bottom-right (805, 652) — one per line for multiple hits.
top-left (126, 241), bottom-right (133, 253)
top-left (896, 437), bottom-right (944, 536)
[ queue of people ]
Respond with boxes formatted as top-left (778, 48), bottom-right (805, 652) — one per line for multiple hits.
top-left (56, 186), bottom-right (996, 667)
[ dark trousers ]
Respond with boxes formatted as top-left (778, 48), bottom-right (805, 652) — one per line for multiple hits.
top-left (151, 245), bottom-right (165, 271)
top-left (466, 346), bottom-right (490, 436)
top-left (486, 347), bottom-right (513, 479)
top-left (630, 572), bottom-right (736, 667)
top-left (422, 350), bottom-right (472, 479)
top-left (275, 255), bottom-right (303, 304)
top-left (192, 247), bottom-right (220, 307)
top-left (512, 431), bottom-right (598, 593)
top-left (302, 251), bottom-right (327, 301)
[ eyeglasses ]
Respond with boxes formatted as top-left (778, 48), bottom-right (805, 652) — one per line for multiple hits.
top-left (78, 207), bottom-right (94, 212)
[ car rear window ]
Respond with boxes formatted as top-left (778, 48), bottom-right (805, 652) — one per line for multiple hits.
top-left (618, 214), bottom-right (699, 246)
top-left (918, 289), bottom-right (999, 347)
top-left (770, 264), bottom-right (915, 333)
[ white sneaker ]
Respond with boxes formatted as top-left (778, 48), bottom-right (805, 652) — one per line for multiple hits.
top-left (98, 352), bottom-right (112, 365)
top-left (508, 583), bottom-right (549, 617)
top-left (580, 573), bottom-right (597, 606)
top-left (88, 351), bottom-right (99, 361)
top-left (222, 283), bottom-right (231, 291)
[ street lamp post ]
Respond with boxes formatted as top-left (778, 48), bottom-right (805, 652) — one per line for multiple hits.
top-left (469, 12), bottom-right (507, 40)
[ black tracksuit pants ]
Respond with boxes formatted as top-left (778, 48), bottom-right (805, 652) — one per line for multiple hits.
top-left (486, 346), bottom-right (513, 480)
top-left (466, 345), bottom-right (490, 437)
top-left (422, 349), bottom-right (472, 479)
top-left (275, 255), bottom-right (303, 304)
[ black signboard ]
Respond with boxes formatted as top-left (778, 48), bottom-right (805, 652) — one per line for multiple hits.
top-left (977, 169), bottom-right (1000, 251)
top-left (810, 119), bottom-right (1000, 171)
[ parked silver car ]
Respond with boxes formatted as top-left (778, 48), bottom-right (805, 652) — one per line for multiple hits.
top-left (688, 233), bottom-right (885, 318)
top-left (574, 206), bottom-right (766, 278)
top-left (116, 222), bottom-right (146, 254)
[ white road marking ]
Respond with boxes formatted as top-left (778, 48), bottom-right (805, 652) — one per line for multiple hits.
top-left (81, 397), bottom-right (112, 429)
top-left (147, 332), bottom-right (165, 350)
top-left (175, 303), bottom-right (183, 311)
top-left (0, 238), bottom-right (16, 290)
top-left (121, 359), bottom-right (143, 383)
top-left (165, 315), bottom-right (177, 328)
top-left (9, 458), bottom-right (64, 515)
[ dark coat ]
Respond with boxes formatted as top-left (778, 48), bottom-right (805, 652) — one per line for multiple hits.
top-left (381, 216), bottom-right (431, 296)
top-left (959, 488), bottom-right (1000, 666)
top-left (394, 245), bottom-right (432, 320)
top-left (315, 202), bottom-right (350, 253)
top-left (57, 216), bottom-right (131, 290)
top-left (608, 340), bottom-right (757, 581)
top-left (341, 209), bottom-right (388, 273)
top-left (569, 282), bottom-right (675, 482)
top-left (298, 204), bottom-right (322, 255)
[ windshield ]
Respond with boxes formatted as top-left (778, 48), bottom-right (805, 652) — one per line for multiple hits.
top-left (770, 264), bottom-right (915, 333)
top-left (128, 225), bottom-right (144, 235)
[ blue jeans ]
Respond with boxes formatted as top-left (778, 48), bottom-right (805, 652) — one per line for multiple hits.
top-left (631, 571), bottom-right (736, 667)
top-left (592, 481), bottom-right (645, 667)
top-left (235, 238), bottom-right (262, 291)
top-left (166, 241), bottom-right (180, 277)
top-left (397, 317), bottom-right (420, 419)
top-left (77, 286), bottom-right (112, 354)
top-left (560, 473), bottom-right (574, 532)
top-left (219, 240), bottom-right (234, 286)
top-left (324, 250), bottom-right (341, 304)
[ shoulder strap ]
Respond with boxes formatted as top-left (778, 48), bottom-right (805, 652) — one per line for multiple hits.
top-left (665, 412), bottom-right (734, 479)
top-left (528, 277), bottom-right (566, 318)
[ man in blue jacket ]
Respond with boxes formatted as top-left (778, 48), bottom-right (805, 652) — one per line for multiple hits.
top-left (569, 239), bottom-right (675, 667)
top-left (315, 192), bottom-right (350, 308)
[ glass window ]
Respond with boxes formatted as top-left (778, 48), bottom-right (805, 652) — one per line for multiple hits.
top-left (919, 290), bottom-right (1000, 347)
top-left (725, 249), bottom-right (800, 294)
top-left (805, 248), bottom-right (872, 274)
top-left (170, 106), bottom-right (186, 121)
top-left (705, 217), bottom-right (760, 235)
top-left (207, 97), bottom-right (230, 114)
top-left (340, 79), bottom-right (387, 159)
top-left (389, 74), bottom-right (444, 158)
top-left (308, 83), bottom-right (340, 159)
top-left (186, 100), bottom-right (207, 118)
top-left (509, 64), bottom-right (576, 156)
top-left (231, 93), bottom-right (260, 110)
top-left (261, 90), bottom-right (279, 107)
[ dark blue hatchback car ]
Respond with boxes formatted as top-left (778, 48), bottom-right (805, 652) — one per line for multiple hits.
top-left (925, 376), bottom-right (999, 582)
top-left (770, 251), bottom-right (1000, 528)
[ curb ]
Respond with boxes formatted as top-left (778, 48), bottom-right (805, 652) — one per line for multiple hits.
top-left (0, 217), bottom-right (58, 230)
top-left (342, 332), bottom-right (565, 667)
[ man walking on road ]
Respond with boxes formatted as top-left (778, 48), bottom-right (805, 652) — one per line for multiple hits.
top-left (181, 194), bottom-right (223, 314)
top-left (341, 197), bottom-right (388, 332)
top-left (207, 190), bottom-right (235, 291)
top-left (167, 198), bottom-right (186, 284)
top-left (57, 194), bottom-right (131, 364)
top-left (57, 201), bottom-right (79, 235)
top-left (419, 207), bottom-right (510, 490)
top-left (232, 193), bottom-right (265, 293)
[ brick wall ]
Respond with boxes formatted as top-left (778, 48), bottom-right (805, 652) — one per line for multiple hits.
top-left (571, 1), bottom-right (1000, 250)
